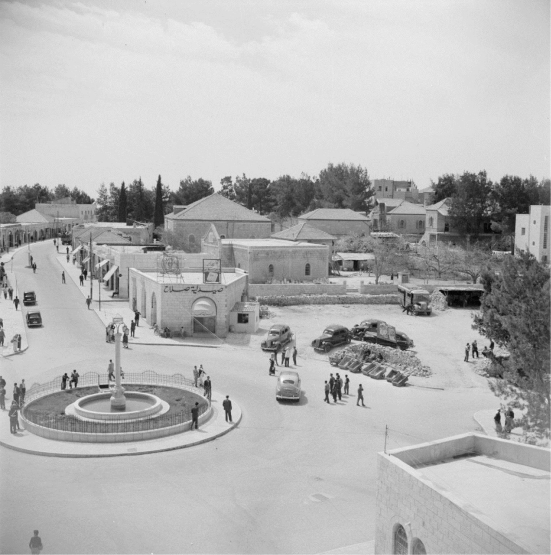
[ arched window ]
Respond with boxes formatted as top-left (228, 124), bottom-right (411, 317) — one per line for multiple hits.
top-left (393, 524), bottom-right (408, 555)
top-left (399, 220), bottom-right (405, 229)
top-left (220, 235), bottom-right (226, 239)
top-left (428, 217), bottom-right (434, 227)
top-left (268, 264), bottom-right (274, 275)
top-left (189, 234), bottom-right (196, 246)
top-left (305, 263), bottom-right (311, 276)
top-left (412, 538), bottom-right (427, 554)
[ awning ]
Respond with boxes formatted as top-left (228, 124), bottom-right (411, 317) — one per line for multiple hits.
top-left (103, 265), bottom-right (119, 282)
top-left (71, 245), bottom-right (82, 255)
top-left (95, 259), bottom-right (109, 269)
top-left (81, 257), bottom-right (90, 264)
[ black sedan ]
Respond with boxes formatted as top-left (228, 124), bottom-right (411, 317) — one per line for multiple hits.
top-left (26, 311), bottom-right (43, 327)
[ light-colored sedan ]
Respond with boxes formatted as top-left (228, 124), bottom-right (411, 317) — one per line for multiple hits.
top-left (276, 371), bottom-right (301, 402)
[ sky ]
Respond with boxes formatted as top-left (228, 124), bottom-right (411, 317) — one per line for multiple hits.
top-left (0, 0), bottom-right (549, 199)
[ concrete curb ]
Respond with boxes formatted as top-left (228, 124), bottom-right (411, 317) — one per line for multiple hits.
top-left (0, 394), bottom-right (242, 458)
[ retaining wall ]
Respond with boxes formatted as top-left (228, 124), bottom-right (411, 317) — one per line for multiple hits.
top-left (254, 294), bottom-right (400, 306)
top-left (249, 283), bottom-right (346, 297)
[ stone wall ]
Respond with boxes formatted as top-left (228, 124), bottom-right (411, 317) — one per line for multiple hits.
top-left (249, 283), bottom-right (345, 297)
top-left (359, 284), bottom-right (398, 295)
top-left (253, 294), bottom-right (399, 306)
top-left (298, 218), bottom-right (370, 236)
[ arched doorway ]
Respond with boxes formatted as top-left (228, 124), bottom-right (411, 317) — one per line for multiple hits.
top-left (141, 286), bottom-right (147, 319)
top-left (393, 524), bottom-right (408, 555)
top-left (151, 293), bottom-right (157, 326)
top-left (8, 232), bottom-right (13, 247)
top-left (33, 230), bottom-right (37, 242)
top-left (192, 297), bottom-right (216, 334)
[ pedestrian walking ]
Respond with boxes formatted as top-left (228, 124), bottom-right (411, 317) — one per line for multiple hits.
top-left (66, 246), bottom-right (69, 254)
top-left (3, 287), bottom-right (7, 300)
top-left (79, 274), bottom-right (84, 286)
top-left (70, 370), bottom-right (79, 389)
top-left (17, 334), bottom-right (21, 351)
top-left (134, 310), bottom-right (141, 326)
top-left (19, 379), bottom-right (26, 405)
top-left (32, 262), bottom-right (36, 273)
top-left (191, 402), bottom-right (199, 429)
top-left (86, 296), bottom-right (91, 309)
top-left (284, 346), bottom-right (290, 367)
top-left (72, 255), bottom-right (76, 265)
top-left (0, 327), bottom-right (5, 347)
top-left (193, 366), bottom-right (199, 387)
top-left (66, 253), bottom-right (70, 263)
top-left (0, 385), bottom-right (5, 410)
top-left (30, 255), bottom-right (33, 266)
top-left (13, 383), bottom-right (20, 405)
top-left (464, 343), bottom-right (470, 362)
top-left (107, 360), bottom-right (115, 381)
top-left (60, 373), bottom-right (69, 390)
top-left (331, 381), bottom-right (338, 403)
top-left (223, 395), bottom-right (233, 422)
top-left (270, 351), bottom-right (277, 368)
top-left (122, 331), bottom-right (129, 348)
top-left (344, 375), bottom-right (350, 395)
top-left (504, 408), bottom-right (515, 432)
top-left (83, 267), bottom-right (87, 280)
top-left (472, 340), bottom-right (479, 358)
top-left (494, 409), bottom-right (502, 433)
top-left (279, 348), bottom-right (285, 365)
top-left (13, 296), bottom-right (20, 310)
top-left (292, 345), bottom-right (298, 365)
top-left (8, 286), bottom-right (13, 300)
top-left (29, 530), bottom-right (43, 554)
top-left (204, 376), bottom-right (211, 400)
top-left (329, 373), bottom-right (335, 391)
top-left (198, 368), bottom-right (205, 388)
top-left (9, 400), bottom-right (19, 434)
top-left (53, 239), bottom-right (56, 246)
top-left (324, 381), bottom-right (330, 403)
top-left (357, 384), bottom-right (365, 407)
top-left (61, 271), bottom-right (66, 284)
top-left (56, 244), bottom-right (59, 253)
top-left (130, 320), bottom-right (136, 337)
top-left (269, 357), bottom-right (276, 376)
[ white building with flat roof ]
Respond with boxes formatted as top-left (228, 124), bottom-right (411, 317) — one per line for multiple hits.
top-left (515, 205), bottom-right (550, 264)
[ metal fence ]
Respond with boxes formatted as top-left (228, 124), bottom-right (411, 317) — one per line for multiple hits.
top-left (22, 370), bottom-right (203, 434)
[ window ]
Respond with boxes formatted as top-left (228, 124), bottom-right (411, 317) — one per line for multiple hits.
top-left (532, 241), bottom-right (535, 246)
top-left (237, 313), bottom-right (249, 324)
top-left (521, 227), bottom-right (526, 235)
top-left (412, 539), bottom-right (427, 554)
top-left (543, 255), bottom-right (548, 263)
top-left (220, 235), bottom-right (226, 239)
top-left (385, 187), bottom-right (388, 191)
top-left (268, 264), bottom-right (274, 274)
top-left (444, 223), bottom-right (450, 232)
top-left (378, 186), bottom-right (382, 191)
top-left (393, 524), bottom-right (408, 555)
top-left (399, 220), bottom-right (405, 229)
top-left (189, 234), bottom-right (196, 246)
top-left (428, 217), bottom-right (433, 227)
top-left (417, 220), bottom-right (424, 229)
top-left (305, 263), bottom-right (311, 276)
top-left (237, 263), bottom-right (241, 268)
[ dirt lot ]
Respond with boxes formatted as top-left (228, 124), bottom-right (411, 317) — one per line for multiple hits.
top-left (247, 303), bottom-right (491, 390)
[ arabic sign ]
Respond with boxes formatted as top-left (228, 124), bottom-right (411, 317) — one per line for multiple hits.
top-left (203, 259), bottom-right (221, 284)
top-left (163, 285), bottom-right (224, 294)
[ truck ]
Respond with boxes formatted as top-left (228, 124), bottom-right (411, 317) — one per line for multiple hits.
top-left (353, 319), bottom-right (414, 350)
top-left (261, 324), bottom-right (293, 352)
top-left (397, 284), bottom-right (432, 315)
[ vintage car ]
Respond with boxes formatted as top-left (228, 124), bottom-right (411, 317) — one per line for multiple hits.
top-left (361, 320), bottom-right (413, 350)
top-left (311, 324), bottom-right (351, 352)
top-left (276, 371), bottom-right (301, 402)
top-left (397, 285), bottom-right (432, 315)
top-left (23, 291), bottom-right (37, 306)
top-left (261, 324), bottom-right (293, 352)
top-left (26, 310), bottom-right (42, 327)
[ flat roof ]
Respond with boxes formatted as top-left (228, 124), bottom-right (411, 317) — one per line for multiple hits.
top-left (132, 270), bottom-right (244, 286)
top-left (221, 238), bottom-right (326, 248)
top-left (416, 455), bottom-right (550, 554)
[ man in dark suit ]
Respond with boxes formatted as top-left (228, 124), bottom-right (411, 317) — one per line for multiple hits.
top-left (222, 395), bottom-right (233, 423)
top-left (191, 402), bottom-right (199, 430)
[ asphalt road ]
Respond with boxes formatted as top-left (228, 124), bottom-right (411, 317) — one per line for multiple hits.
top-left (0, 242), bottom-right (498, 554)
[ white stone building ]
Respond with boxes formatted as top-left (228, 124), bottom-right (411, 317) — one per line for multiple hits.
top-left (515, 205), bottom-right (550, 264)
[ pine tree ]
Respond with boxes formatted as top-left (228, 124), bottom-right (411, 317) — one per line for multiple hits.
top-left (153, 175), bottom-right (164, 229)
top-left (118, 182), bottom-right (127, 223)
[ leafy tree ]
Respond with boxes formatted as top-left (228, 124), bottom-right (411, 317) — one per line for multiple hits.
top-left (127, 178), bottom-right (154, 222)
top-left (70, 187), bottom-right (94, 204)
top-left (174, 176), bottom-right (214, 206)
top-left (316, 163), bottom-right (374, 212)
top-left (0, 212), bottom-right (16, 223)
top-left (118, 182), bottom-right (127, 223)
top-left (233, 174), bottom-right (251, 208)
top-left (453, 243), bottom-right (496, 283)
top-left (219, 176), bottom-right (236, 201)
top-left (491, 175), bottom-right (530, 234)
top-left (271, 174), bottom-right (316, 217)
top-left (473, 253), bottom-right (550, 438)
top-left (53, 184), bottom-right (71, 199)
top-left (417, 243), bottom-right (460, 279)
top-left (232, 174), bottom-right (274, 213)
top-left (448, 171), bottom-right (494, 238)
top-left (432, 174), bottom-right (457, 203)
top-left (153, 175), bottom-right (165, 229)
top-left (95, 183), bottom-right (111, 222)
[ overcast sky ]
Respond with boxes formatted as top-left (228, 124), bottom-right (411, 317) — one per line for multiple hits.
top-left (0, 0), bottom-right (549, 199)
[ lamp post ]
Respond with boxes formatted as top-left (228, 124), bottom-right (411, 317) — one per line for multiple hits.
top-left (110, 316), bottom-right (127, 411)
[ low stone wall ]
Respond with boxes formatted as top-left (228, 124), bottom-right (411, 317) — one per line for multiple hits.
top-left (254, 294), bottom-right (400, 306)
top-left (359, 284), bottom-right (398, 295)
top-left (249, 283), bottom-right (346, 297)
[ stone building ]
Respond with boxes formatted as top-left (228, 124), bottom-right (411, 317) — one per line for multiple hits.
top-left (35, 197), bottom-right (97, 223)
top-left (271, 222), bottom-right (336, 249)
top-left (220, 238), bottom-right (329, 283)
top-left (375, 433), bottom-right (550, 555)
top-left (373, 179), bottom-right (419, 203)
top-left (371, 201), bottom-right (425, 237)
top-left (165, 193), bottom-right (272, 252)
top-left (515, 205), bottom-right (550, 263)
top-left (298, 208), bottom-right (370, 237)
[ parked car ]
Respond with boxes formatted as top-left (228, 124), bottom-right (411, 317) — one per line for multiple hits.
top-left (276, 371), bottom-right (301, 402)
top-left (311, 324), bottom-right (351, 352)
top-left (360, 320), bottom-right (413, 350)
top-left (26, 310), bottom-right (42, 327)
top-left (261, 324), bottom-right (293, 352)
top-left (23, 291), bottom-right (37, 306)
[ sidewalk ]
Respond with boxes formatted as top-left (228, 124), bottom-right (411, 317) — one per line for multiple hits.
top-left (54, 251), bottom-right (221, 348)
top-left (0, 246), bottom-right (30, 357)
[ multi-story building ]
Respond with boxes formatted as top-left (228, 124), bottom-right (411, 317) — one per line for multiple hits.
top-left (515, 205), bottom-right (550, 264)
top-left (35, 197), bottom-right (97, 223)
top-left (371, 200), bottom-right (425, 237)
top-left (373, 179), bottom-right (419, 203)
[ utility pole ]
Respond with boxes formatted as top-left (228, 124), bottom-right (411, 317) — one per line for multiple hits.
top-left (384, 425), bottom-right (388, 454)
top-left (89, 232), bottom-right (93, 301)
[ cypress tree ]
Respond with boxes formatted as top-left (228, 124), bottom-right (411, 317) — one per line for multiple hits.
top-left (154, 175), bottom-right (165, 229)
top-left (118, 181), bottom-right (127, 223)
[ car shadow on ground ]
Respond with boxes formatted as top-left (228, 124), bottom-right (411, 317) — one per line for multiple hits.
top-left (277, 392), bottom-right (308, 406)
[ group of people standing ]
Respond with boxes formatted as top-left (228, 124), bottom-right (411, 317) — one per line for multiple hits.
top-left (464, 339), bottom-right (494, 362)
top-left (323, 373), bottom-right (365, 407)
top-left (494, 407), bottom-right (515, 433)
top-left (268, 345), bottom-right (298, 374)
top-left (1, 376), bottom-right (26, 434)
top-left (60, 370), bottom-right (80, 390)
top-left (193, 365), bottom-right (211, 399)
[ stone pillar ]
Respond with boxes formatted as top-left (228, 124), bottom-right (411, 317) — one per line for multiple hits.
top-left (111, 327), bottom-right (126, 410)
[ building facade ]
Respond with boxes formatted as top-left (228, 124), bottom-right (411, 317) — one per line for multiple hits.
top-left (298, 209), bottom-right (370, 237)
top-left (375, 433), bottom-right (550, 555)
top-left (371, 201), bottom-right (426, 237)
top-left (515, 205), bottom-right (550, 263)
top-left (35, 197), bottom-right (97, 223)
top-left (373, 179), bottom-right (419, 203)
top-left (165, 194), bottom-right (272, 253)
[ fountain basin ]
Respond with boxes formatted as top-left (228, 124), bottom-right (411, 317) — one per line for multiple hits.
top-left (72, 392), bottom-right (162, 421)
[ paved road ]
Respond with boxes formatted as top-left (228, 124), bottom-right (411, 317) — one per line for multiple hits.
top-left (0, 241), bottom-right (498, 554)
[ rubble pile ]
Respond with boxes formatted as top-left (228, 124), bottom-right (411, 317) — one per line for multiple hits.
top-left (332, 343), bottom-right (432, 378)
top-left (430, 289), bottom-right (448, 311)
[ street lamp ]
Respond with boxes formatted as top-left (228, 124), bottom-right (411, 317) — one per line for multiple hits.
top-left (110, 315), bottom-right (128, 411)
